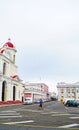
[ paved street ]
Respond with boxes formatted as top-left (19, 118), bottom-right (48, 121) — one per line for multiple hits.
top-left (0, 101), bottom-right (79, 129)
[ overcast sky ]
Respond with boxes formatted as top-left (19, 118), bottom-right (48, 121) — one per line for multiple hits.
top-left (0, 0), bottom-right (79, 92)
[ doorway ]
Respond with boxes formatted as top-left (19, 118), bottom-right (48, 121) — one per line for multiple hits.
top-left (13, 86), bottom-right (16, 101)
top-left (2, 81), bottom-right (7, 101)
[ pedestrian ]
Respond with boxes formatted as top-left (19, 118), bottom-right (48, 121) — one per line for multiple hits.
top-left (38, 99), bottom-right (43, 110)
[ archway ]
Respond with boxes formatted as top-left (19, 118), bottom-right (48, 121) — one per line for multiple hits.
top-left (13, 86), bottom-right (16, 101)
top-left (2, 81), bottom-right (7, 101)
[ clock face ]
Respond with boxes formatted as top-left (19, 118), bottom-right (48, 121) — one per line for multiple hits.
top-left (5, 51), bottom-right (11, 59)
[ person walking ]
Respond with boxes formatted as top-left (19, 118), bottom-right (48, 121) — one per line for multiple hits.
top-left (39, 99), bottom-right (43, 110)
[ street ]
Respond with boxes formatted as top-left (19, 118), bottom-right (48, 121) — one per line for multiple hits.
top-left (0, 101), bottom-right (79, 129)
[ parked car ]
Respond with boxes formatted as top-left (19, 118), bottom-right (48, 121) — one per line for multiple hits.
top-left (65, 100), bottom-right (79, 107)
top-left (34, 100), bottom-right (40, 104)
top-left (24, 98), bottom-right (32, 104)
top-left (63, 98), bottom-right (72, 105)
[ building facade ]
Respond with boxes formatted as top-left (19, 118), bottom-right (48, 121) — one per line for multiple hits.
top-left (57, 82), bottom-right (79, 101)
top-left (23, 83), bottom-right (49, 102)
top-left (0, 39), bottom-right (24, 102)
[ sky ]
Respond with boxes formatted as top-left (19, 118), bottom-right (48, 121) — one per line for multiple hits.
top-left (0, 0), bottom-right (79, 93)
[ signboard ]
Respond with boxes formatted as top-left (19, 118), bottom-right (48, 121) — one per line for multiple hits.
top-left (24, 93), bottom-right (31, 98)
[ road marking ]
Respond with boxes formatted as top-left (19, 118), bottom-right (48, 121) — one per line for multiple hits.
top-left (51, 113), bottom-right (73, 116)
top-left (1, 111), bottom-right (17, 113)
top-left (58, 123), bottom-right (79, 128)
top-left (65, 106), bottom-right (69, 109)
top-left (21, 109), bottom-right (41, 113)
top-left (0, 111), bottom-right (20, 116)
top-left (41, 112), bottom-right (59, 114)
top-left (0, 113), bottom-right (20, 115)
top-left (70, 117), bottom-right (79, 119)
top-left (4, 120), bottom-right (34, 124)
top-left (0, 115), bottom-right (22, 118)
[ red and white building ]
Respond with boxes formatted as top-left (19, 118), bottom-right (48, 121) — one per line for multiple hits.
top-left (0, 39), bottom-right (24, 102)
top-left (23, 83), bottom-right (49, 102)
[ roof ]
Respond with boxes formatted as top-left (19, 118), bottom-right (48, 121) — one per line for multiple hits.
top-left (4, 41), bottom-right (15, 48)
top-left (11, 75), bottom-right (18, 78)
top-left (0, 47), bottom-right (5, 54)
top-left (11, 75), bottom-right (23, 82)
top-left (3, 38), bottom-right (15, 48)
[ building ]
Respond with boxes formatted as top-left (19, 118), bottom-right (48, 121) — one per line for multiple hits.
top-left (0, 39), bottom-right (24, 102)
top-left (23, 83), bottom-right (49, 102)
top-left (57, 82), bottom-right (79, 101)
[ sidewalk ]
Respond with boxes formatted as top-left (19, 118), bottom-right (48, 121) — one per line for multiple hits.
top-left (0, 100), bottom-right (22, 106)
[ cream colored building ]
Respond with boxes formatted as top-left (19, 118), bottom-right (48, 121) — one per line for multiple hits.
top-left (0, 39), bottom-right (24, 102)
top-left (57, 82), bottom-right (79, 101)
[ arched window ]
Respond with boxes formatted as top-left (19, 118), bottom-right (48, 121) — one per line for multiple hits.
top-left (13, 55), bottom-right (15, 63)
top-left (3, 62), bottom-right (6, 75)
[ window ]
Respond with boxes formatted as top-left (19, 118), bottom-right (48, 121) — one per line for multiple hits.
top-left (61, 89), bottom-right (64, 93)
top-left (72, 89), bottom-right (74, 93)
top-left (72, 96), bottom-right (74, 99)
top-left (77, 88), bottom-right (79, 93)
top-left (67, 88), bottom-right (70, 93)
top-left (3, 62), bottom-right (6, 75)
top-left (13, 55), bottom-right (15, 63)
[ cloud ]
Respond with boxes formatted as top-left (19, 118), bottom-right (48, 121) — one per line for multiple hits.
top-left (0, 0), bottom-right (79, 92)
